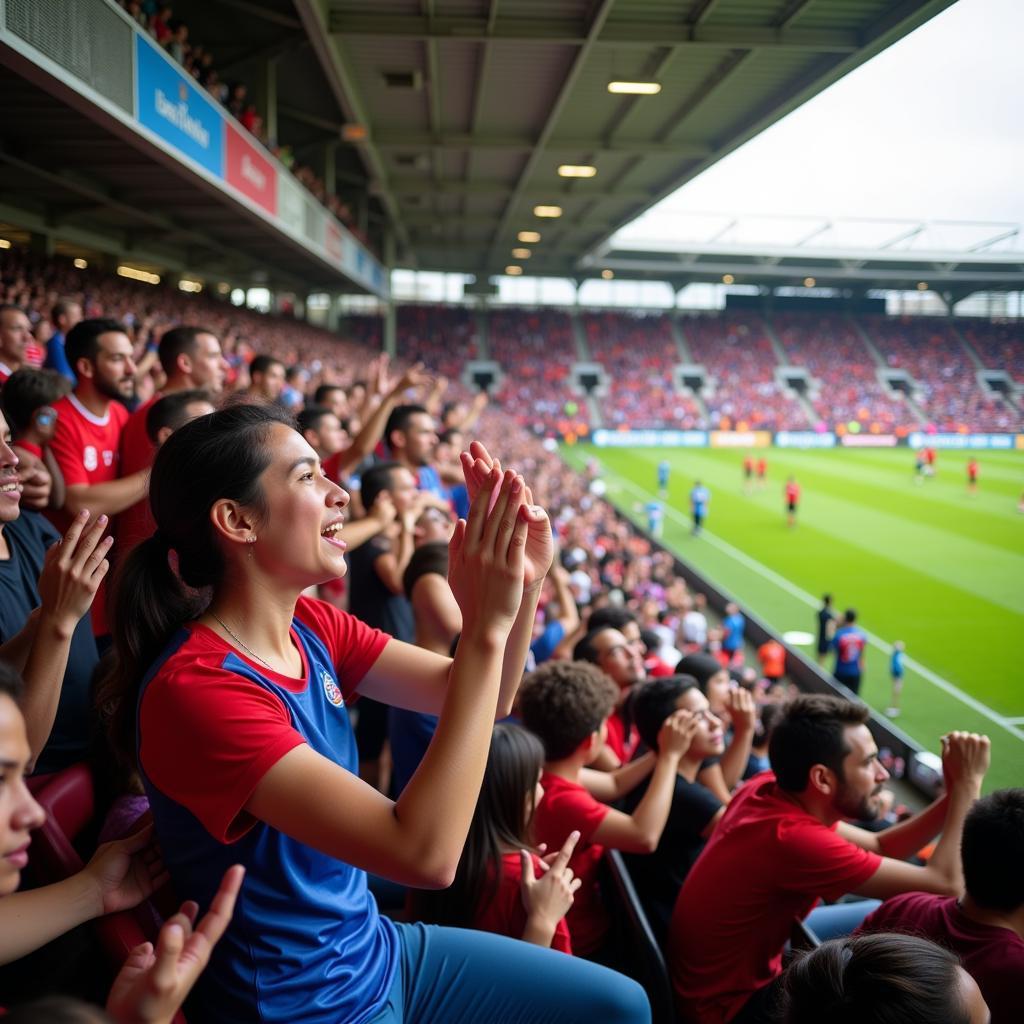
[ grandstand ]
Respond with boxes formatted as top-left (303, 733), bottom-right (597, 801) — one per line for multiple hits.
top-left (1, 1), bottom-right (1023, 1023)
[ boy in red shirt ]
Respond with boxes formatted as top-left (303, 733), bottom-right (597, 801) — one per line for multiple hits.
top-left (518, 659), bottom-right (697, 957)
top-left (669, 694), bottom-right (990, 1024)
top-left (47, 319), bottom-right (149, 634)
top-left (784, 476), bottom-right (800, 528)
top-left (857, 787), bottom-right (1024, 1024)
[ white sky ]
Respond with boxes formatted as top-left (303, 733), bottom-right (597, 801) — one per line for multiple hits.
top-left (615, 0), bottom-right (1024, 251)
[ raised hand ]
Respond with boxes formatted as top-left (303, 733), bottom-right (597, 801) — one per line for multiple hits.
top-left (15, 453), bottom-right (52, 511)
top-left (520, 830), bottom-right (581, 938)
top-left (941, 731), bottom-right (990, 791)
top-left (392, 361), bottom-right (432, 397)
top-left (725, 687), bottom-right (756, 736)
top-left (459, 441), bottom-right (553, 588)
top-left (657, 708), bottom-right (699, 760)
top-left (447, 466), bottom-right (528, 634)
top-left (37, 510), bottom-right (113, 637)
top-left (106, 865), bottom-right (244, 1024)
top-left (82, 823), bottom-right (169, 917)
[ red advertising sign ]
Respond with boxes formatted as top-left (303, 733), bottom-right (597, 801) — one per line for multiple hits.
top-left (225, 126), bottom-right (277, 216)
top-left (325, 219), bottom-right (343, 262)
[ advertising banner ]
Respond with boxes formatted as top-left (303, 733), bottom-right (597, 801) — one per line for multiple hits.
top-left (325, 219), bottom-right (343, 263)
top-left (276, 175), bottom-right (305, 235)
top-left (710, 430), bottom-right (772, 448)
top-left (908, 432), bottom-right (1015, 450)
top-left (225, 126), bottom-right (277, 215)
top-left (840, 434), bottom-right (898, 448)
top-left (135, 34), bottom-right (223, 176)
top-left (591, 429), bottom-right (708, 448)
top-left (775, 431), bottom-right (836, 449)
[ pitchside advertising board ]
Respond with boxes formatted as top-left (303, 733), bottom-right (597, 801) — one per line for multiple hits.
top-left (589, 429), bottom-right (1024, 449)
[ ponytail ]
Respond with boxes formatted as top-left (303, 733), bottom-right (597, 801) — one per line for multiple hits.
top-left (98, 403), bottom-right (294, 769)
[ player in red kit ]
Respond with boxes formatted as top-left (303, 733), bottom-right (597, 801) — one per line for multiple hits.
top-left (967, 458), bottom-right (979, 495)
top-left (742, 455), bottom-right (755, 494)
top-left (784, 476), bottom-right (801, 528)
top-left (756, 457), bottom-right (767, 491)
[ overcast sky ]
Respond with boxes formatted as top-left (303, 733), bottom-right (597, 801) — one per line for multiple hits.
top-left (615, 0), bottom-right (1024, 251)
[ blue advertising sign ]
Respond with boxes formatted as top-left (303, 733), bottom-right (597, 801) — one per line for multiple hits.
top-left (908, 432), bottom-right (1015, 450)
top-left (135, 34), bottom-right (223, 176)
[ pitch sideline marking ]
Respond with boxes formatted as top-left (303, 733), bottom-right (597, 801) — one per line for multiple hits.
top-left (601, 469), bottom-right (1024, 745)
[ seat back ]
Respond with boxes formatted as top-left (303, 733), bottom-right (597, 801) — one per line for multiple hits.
top-left (29, 764), bottom-right (186, 1024)
top-left (602, 850), bottom-right (675, 1024)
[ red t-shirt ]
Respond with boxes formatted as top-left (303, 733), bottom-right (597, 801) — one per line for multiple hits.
top-left (473, 852), bottom-right (573, 955)
top-left (857, 893), bottom-right (1024, 1024)
top-left (532, 771), bottom-right (610, 955)
top-left (139, 597), bottom-right (387, 843)
top-left (117, 396), bottom-right (158, 553)
top-left (605, 709), bottom-right (638, 764)
top-left (785, 482), bottom-right (800, 504)
top-left (669, 772), bottom-right (882, 1024)
top-left (47, 393), bottom-right (130, 635)
top-left (757, 641), bottom-right (786, 679)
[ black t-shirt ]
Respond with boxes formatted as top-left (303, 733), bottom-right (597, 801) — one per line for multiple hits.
top-left (623, 771), bottom-right (722, 943)
top-left (345, 534), bottom-right (415, 643)
top-left (0, 511), bottom-right (99, 774)
top-left (816, 606), bottom-right (834, 650)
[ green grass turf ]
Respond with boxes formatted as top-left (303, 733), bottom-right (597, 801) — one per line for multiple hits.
top-left (563, 444), bottom-right (1024, 792)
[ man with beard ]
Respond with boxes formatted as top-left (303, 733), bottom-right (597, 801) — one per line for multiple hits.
top-left (48, 319), bottom-right (149, 636)
top-left (669, 694), bottom-right (990, 1024)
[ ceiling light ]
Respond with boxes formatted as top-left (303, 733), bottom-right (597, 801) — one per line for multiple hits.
top-left (518, 231), bottom-right (541, 243)
top-left (533, 205), bottom-right (562, 218)
top-left (73, 258), bottom-right (88, 269)
top-left (178, 278), bottom-right (203, 293)
top-left (607, 81), bottom-right (661, 95)
top-left (511, 248), bottom-right (531, 259)
top-left (917, 281), bottom-right (929, 291)
top-left (558, 165), bottom-right (597, 178)
top-left (117, 265), bottom-right (161, 285)
top-left (804, 277), bottom-right (816, 287)
top-left (505, 265), bottom-right (523, 276)
top-left (722, 274), bottom-right (735, 285)
top-left (0, 239), bottom-right (10, 250)
top-left (601, 269), bottom-right (614, 280)
top-left (217, 282), bottom-right (231, 294)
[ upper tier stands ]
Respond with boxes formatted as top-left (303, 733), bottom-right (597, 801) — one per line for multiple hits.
top-left (957, 318), bottom-right (1024, 383)
top-left (682, 314), bottom-right (810, 431)
top-left (772, 313), bottom-right (911, 433)
top-left (864, 315), bottom-right (1018, 432)
top-left (580, 312), bottom-right (704, 430)
top-left (488, 309), bottom-right (589, 437)
top-left (3, 249), bottom-right (1022, 434)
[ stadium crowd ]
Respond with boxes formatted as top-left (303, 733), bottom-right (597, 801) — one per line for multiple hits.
top-left (0, 248), bottom-right (1021, 1023)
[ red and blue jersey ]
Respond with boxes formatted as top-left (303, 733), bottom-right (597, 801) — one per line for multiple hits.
top-left (833, 625), bottom-right (867, 673)
top-left (137, 597), bottom-right (396, 1023)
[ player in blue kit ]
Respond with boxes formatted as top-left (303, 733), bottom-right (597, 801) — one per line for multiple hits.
top-left (690, 480), bottom-right (710, 535)
top-left (657, 459), bottom-right (670, 495)
top-left (104, 405), bottom-right (647, 1024)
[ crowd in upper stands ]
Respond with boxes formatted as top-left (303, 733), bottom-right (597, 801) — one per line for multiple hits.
top-left (0, 246), bottom-right (1021, 1022)
top-left (115, 1), bottom-right (368, 244)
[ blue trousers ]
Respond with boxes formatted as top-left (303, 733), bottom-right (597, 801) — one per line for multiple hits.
top-left (370, 921), bottom-right (651, 1024)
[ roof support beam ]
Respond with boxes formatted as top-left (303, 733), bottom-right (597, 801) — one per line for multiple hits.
top-left (391, 178), bottom-right (650, 200)
top-left (291, 0), bottom-right (411, 262)
top-left (374, 133), bottom-right (712, 156)
top-left (325, 13), bottom-right (858, 52)
top-left (485, 0), bottom-right (617, 264)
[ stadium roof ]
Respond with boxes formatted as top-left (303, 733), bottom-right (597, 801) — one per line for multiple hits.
top-left (587, 215), bottom-right (1024, 298)
top-left (284, 0), bottom-right (959, 278)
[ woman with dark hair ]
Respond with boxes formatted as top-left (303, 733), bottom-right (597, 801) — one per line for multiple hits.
top-left (103, 406), bottom-right (647, 1024)
top-left (413, 721), bottom-right (580, 952)
top-left (780, 933), bottom-right (990, 1024)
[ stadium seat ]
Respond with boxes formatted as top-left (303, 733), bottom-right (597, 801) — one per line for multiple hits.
top-left (601, 850), bottom-right (674, 1024)
top-left (29, 764), bottom-right (186, 1023)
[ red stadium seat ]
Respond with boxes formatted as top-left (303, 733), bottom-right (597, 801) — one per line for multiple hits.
top-left (29, 764), bottom-right (186, 1023)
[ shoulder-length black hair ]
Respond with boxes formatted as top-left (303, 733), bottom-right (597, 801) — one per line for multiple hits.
top-left (412, 722), bottom-right (545, 928)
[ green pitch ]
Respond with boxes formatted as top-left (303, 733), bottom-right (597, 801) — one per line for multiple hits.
top-left (564, 444), bottom-right (1024, 792)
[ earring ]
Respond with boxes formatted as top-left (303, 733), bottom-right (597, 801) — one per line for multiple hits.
top-left (246, 536), bottom-right (257, 544)
top-left (246, 535), bottom-right (257, 558)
